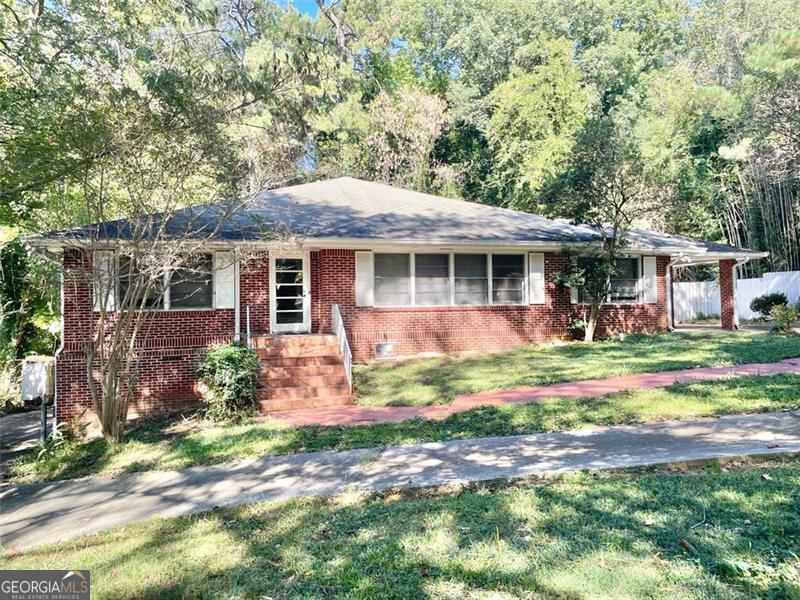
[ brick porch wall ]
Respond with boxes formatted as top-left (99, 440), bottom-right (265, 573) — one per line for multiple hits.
top-left (311, 250), bottom-right (670, 362)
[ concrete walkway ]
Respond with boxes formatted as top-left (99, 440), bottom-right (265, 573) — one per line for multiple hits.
top-left (265, 357), bottom-right (800, 427)
top-left (2, 411), bottom-right (799, 551)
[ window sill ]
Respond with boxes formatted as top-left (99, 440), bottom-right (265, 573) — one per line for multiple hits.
top-left (92, 307), bottom-right (222, 314)
top-left (366, 304), bottom-right (531, 311)
top-left (573, 302), bottom-right (648, 307)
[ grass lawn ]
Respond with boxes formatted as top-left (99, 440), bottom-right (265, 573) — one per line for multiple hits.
top-left (354, 330), bottom-right (800, 406)
top-left (11, 373), bottom-right (800, 484)
top-left (3, 455), bottom-right (799, 599)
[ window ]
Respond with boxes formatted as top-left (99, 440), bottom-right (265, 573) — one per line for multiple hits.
top-left (492, 254), bottom-right (525, 304)
top-left (370, 252), bottom-right (527, 306)
top-left (117, 254), bottom-right (213, 310)
top-left (576, 257), bottom-right (640, 304)
top-left (455, 254), bottom-right (488, 305)
top-left (274, 258), bottom-right (305, 324)
top-left (374, 254), bottom-right (411, 306)
top-left (170, 254), bottom-right (213, 309)
top-left (415, 254), bottom-right (449, 305)
top-left (609, 258), bottom-right (639, 303)
top-left (118, 256), bottom-right (165, 309)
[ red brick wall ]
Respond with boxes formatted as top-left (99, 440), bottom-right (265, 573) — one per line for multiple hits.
top-left (240, 253), bottom-right (270, 335)
top-left (720, 258), bottom-right (737, 330)
top-left (311, 250), bottom-right (670, 361)
top-left (56, 249), bottom-right (239, 423)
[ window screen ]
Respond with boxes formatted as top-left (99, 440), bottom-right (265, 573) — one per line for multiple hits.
top-left (415, 254), bottom-right (449, 305)
top-left (374, 254), bottom-right (411, 306)
top-left (117, 256), bottom-right (165, 309)
top-left (491, 255), bottom-right (525, 304)
top-left (170, 254), bottom-right (213, 309)
top-left (454, 254), bottom-right (488, 305)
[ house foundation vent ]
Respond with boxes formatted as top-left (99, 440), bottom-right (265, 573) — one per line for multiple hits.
top-left (374, 342), bottom-right (397, 360)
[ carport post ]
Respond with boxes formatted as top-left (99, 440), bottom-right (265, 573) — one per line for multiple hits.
top-left (720, 259), bottom-right (737, 330)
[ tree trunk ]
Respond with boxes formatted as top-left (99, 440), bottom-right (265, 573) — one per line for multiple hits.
top-left (584, 300), bottom-right (601, 342)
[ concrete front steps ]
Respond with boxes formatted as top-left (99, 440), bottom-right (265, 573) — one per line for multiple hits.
top-left (253, 334), bottom-right (353, 412)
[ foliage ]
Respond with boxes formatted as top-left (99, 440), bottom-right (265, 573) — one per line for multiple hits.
top-left (34, 410), bottom-right (89, 462)
top-left (0, 238), bottom-right (59, 363)
top-left (485, 37), bottom-right (590, 209)
top-left (315, 85), bottom-right (449, 188)
top-left (1, 0), bottom-right (349, 442)
top-left (769, 303), bottom-right (799, 333)
top-left (10, 371), bottom-right (800, 484)
top-left (318, 0), bottom-right (800, 274)
top-left (197, 344), bottom-right (260, 421)
top-left (0, 363), bottom-right (22, 414)
top-left (750, 292), bottom-right (789, 316)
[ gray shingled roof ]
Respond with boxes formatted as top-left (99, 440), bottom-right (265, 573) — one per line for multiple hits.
top-left (33, 177), bottom-right (765, 258)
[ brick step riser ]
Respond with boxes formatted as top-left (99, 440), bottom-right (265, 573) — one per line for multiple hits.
top-left (250, 336), bottom-right (339, 350)
top-left (255, 347), bottom-right (343, 359)
top-left (257, 356), bottom-right (343, 367)
top-left (259, 375), bottom-right (349, 387)
top-left (258, 396), bottom-right (353, 412)
top-left (258, 365), bottom-right (345, 378)
top-left (258, 385), bottom-right (351, 401)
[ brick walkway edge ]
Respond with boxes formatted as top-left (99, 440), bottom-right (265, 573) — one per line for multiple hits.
top-left (261, 358), bottom-right (800, 427)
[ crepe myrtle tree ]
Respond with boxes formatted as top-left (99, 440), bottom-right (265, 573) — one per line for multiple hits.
top-left (35, 110), bottom-right (292, 443)
top-left (547, 113), bottom-right (655, 342)
top-left (553, 248), bottom-right (629, 342)
top-left (59, 197), bottom-right (292, 443)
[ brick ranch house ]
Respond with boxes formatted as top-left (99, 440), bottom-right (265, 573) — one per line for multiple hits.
top-left (30, 177), bottom-right (767, 423)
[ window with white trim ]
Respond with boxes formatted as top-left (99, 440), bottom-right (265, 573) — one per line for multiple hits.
top-left (454, 254), bottom-right (488, 305)
top-left (117, 253), bottom-right (214, 310)
top-left (170, 254), bottom-right (213, 308)
top-left (609, 257), bottom-right (639, 303)
top-left (374, 253), bottom-right (411, 306)
top-left (372, 252), bottom-right (526, 306)
top-left (415, 254), bottom-right (449, 305)
top-left (576, 257), bottom-right (641, 304)
top-left (491, 254), bottom-right (525, 304)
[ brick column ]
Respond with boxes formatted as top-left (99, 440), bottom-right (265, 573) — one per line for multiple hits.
top-left (720, 259), bottom-right (737, 330)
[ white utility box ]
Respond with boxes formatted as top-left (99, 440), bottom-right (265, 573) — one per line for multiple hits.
top-left (21, 356), bottom-right (55, 402)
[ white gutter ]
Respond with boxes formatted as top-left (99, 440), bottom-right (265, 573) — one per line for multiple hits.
top-left (234, 256), bottom-right (241, 343)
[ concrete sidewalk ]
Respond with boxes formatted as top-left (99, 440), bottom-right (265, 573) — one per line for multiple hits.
top-left (2, 411), bottom-right (799, 551)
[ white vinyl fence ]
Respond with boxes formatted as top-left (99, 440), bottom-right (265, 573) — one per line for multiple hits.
top-left (673, 281), bottom-right (721, 322)
top-left (674, 270), bottom-right (800, 323)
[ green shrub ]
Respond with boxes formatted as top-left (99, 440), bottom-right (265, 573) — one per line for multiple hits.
top-left (769, 303), bottom-right (799, 334)
top-left (750, 292), bottom-right (788, 317)
top-left (197, 344), bottom-right (259, 421)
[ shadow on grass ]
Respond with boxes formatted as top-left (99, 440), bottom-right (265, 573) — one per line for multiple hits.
top-left (16, 457), bottom-right (799, 599)
top-left (10, 372), bottom-right (800, 485)
top-left (354, 330), bottom-right (800, 407)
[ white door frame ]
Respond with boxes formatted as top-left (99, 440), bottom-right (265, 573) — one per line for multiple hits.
top-left (269, 251), bottom-right (311, 334)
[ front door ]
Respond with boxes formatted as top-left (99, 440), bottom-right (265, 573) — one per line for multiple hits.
top-left (270, 253), bottom-right (311, 333)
